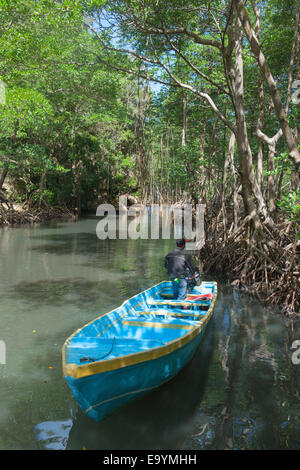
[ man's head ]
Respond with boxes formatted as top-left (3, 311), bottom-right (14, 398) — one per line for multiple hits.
top-left (176, 238), bottom-right (186, 249)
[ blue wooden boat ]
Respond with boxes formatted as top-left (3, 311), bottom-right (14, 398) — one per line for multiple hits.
top-left (62, 280), bottom-right (217, 422)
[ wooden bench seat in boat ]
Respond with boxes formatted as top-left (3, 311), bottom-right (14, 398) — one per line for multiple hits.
top-left (122, 319), bottom-right (194, 330)
top-left (62, 280), bottom-right (217, 422)
top-left (135, 307), bottom-right (206, 320)
top-left (147, 298), bottom-right (209, 308)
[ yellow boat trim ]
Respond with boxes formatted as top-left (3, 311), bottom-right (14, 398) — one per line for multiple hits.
top-left (96, 300), bottom-right (143, 338)
top-left (96, 286), bottom-right (167, 338)
top-left (122, 320), bottom-right (193, 330)
top-left (148, 300), bottom-right (208, 308)
top-left (62, 281), bottom-right (217, 379)
top-left (62, 282), bottom-right (165, 368)
top-left (137, 310), bottom-right (204, 319)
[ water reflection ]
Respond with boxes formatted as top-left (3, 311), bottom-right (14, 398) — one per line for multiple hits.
top-left (35, 419), bottom-right (72, 450)
top-left (182, 286), bottom-right (300, 450)
top-left (0, 217), bottom-right (299, 450)
top-left (8, 278), bottom-right (123, 308)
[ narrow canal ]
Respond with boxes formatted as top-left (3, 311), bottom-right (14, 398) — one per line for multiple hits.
top-left (0, 217), bottom-right (299, 450)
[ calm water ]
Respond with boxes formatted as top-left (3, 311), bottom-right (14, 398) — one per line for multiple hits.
top-left (0, 216), bottom-right (299, 450)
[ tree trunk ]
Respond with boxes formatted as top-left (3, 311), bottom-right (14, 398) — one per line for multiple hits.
top-left (235, 0), bottom-right (300, 172)
top-left (251, 0), bottom-right (264, 192)
top-left (291, 128), bottom-right (299, 190)
top-left (181, 91), bottom-right (187, 147)
top-left (0, 120), bottom-right (19, 191)
top-left (256, 80), bottom-right (264, 190)
top-left (0, 165), bottom-right (9, 190)
top-left (38, 171), bottom-right (46, 209)
top-left (233, 14), bottom-right (257, 220)
top-left (207, 118), bottom-right (218, 198)
top-left (267, 145), bottom-right (276, 217)
top-left (228, 132), bottom-right (239, 231)
top-left (220, 131), bottom-right (232, 240)
top-left (136, 79), bottom-right (149, 202)
top-left (255, 128), bottom-right (282, 217)
top-left (160, 134), bottom-right (164, 201)
top-left (73, 161), bottom-right (82, 215)
top-left (232, 11), bottom-right (271, 228)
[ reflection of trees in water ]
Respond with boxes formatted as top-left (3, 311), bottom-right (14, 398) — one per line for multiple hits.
top-left (2, 220), bottom-right (299, 450)
top-left (193, 285), bottom-right (300, 450)
top-left (8, 278), bottom-right (114, 308)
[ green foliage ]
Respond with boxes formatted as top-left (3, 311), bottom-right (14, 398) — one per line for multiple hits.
top-left (0, 0), bottom-right (299, 228)
top-left (0, 86), bottom-right (53, 135)
top-left (0, 0), bottom-right (141, 210)
top-left (277, 191), bottom-right (300, 238)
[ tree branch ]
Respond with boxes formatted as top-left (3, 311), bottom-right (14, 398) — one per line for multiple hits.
top-left (254, 128), bottom-right (283, 146)
top-left (85, 22), bottom-right (164, 69)
top-left (164, 36), bottom-right (230, 96)
top-left (234, 0), bottom-right (300, 171)
top-left (95, 54), bottom-right (178, 88)
top-left (85, 20), bottom-right (235, 131)
top-left (148, 37), bottom-right (236, 133)
top-left (119, 20), bottom-right (223, 50)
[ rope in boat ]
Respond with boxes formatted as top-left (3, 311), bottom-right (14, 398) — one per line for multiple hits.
top-left (80, 336), bottom-right (116, 363)
top-left (79, 335), bottom-right (165, 363)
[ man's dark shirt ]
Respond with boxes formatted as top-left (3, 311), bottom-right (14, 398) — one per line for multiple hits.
top-left (165, 248), bottom-right (195, 279)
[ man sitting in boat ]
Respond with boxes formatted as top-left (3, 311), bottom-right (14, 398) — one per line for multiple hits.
top-left (165, 238), bottom-right (198, 300)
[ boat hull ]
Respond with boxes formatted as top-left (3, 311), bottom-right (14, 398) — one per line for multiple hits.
top-left (65, 323), bottom-right (207, 421)
top-left (63, 281), bottom-right (217, 422)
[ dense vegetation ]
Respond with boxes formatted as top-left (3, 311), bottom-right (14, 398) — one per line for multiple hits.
top-left (0, 0), bottom-right (299, 313)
